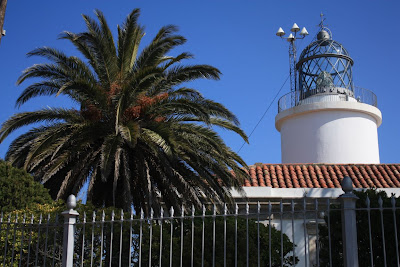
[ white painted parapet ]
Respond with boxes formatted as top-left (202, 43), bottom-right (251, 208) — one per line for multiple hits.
top-left (275, 101), bottom-right (382, 164)
top-left (231, 187), bottom-right (400, 199)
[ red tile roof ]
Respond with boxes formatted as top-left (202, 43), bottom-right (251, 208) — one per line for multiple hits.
top-left (244, 164), bottom-right (400, 188)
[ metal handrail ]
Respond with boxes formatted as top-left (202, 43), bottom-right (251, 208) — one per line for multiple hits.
top-left (277, 86), bottom-right (378, 113)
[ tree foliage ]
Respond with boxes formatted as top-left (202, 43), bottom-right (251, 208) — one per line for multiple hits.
top-left (0, 202), bottom-right (64, 266)
top-left (0, 8), bottom-right (249, 214)
top-left (0, 160), bottom-right (53, 213)
top-left (319, 189), bottom-right (400, 267)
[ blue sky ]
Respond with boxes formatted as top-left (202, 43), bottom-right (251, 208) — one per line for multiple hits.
top-left (0, 1), bottom-right (399, 165)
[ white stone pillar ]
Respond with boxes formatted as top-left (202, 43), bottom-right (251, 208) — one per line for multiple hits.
top-left (61, 195), bottom-right (79, 267)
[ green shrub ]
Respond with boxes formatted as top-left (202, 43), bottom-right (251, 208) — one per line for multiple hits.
top-left (0, 160), bottom-right (53, 213)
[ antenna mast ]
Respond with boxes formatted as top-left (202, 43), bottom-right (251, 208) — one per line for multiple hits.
top-left (288, 38), bottom-right (297, 105)
top-left (276, 23), bottom-right (308, 106)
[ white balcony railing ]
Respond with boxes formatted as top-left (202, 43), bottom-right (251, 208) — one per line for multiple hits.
top-left (278, 86), bottom-right (378, 113)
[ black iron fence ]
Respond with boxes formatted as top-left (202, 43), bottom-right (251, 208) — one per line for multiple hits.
top-left (1, 177), bottom-right (399, 267)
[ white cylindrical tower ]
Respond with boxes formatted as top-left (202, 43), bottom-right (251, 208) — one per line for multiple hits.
top-left (276, 28), bottom-right (382, 164)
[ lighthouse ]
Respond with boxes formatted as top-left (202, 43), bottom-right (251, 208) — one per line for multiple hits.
top-left (275, 23), bottom-right (382, 164)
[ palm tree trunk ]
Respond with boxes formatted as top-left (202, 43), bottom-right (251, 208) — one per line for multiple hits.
top-left (0, 0), bottom-right (7, 45)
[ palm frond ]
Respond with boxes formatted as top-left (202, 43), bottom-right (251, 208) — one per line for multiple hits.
top-left (100, 135), bottom-right (121, 181)
top-left (134, 30), bottom-right (186, 70)
top-left (117, 8), bottom-right (144, 74)
top-left (0, 108), bottom-right (81, 142)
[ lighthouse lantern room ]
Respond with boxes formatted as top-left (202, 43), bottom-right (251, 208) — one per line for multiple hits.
top-left (275, 19), bottom-right (382, 164)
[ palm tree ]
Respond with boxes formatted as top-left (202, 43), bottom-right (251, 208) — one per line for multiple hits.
top-left (0, 9), bottom-right (248, 213)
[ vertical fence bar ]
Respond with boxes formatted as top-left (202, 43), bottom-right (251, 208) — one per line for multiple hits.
top-left (191, 205), bottom-right (195, 267)
top-left (149, 208), bottom-right (153, 267)
top-left (34, 214), bottom-right (42, 267)
top-left (327, 199), bottom-right (332, 267)
top-left (159, 207), bottom-right (163, 267)
top-left (3, 214), bottom-right (11, 266)
top-left (235, 204), bottom-right (238, 267)
top-left (61, 195), bottom-right (79, 267)
top-left (180, 205), bottom-right (184, 267)
top-left (224, 204), bottom-right (227, 267)
top-left (257, 202), bottom-right (261, 267)
top-left (246, 202), bottom-right (249, 267)
top-left (18, 214), bottom-right (26, 267)
top-left (170, 207), bottom-right (174, 267)
top-left (26, 214), bottom-right (34, 267)
top-left (128, 209), bottom-right (133, 266)
top-left (315, 199), bottom-right (320, 267)
top-left (391, 197), bottom-right (399, 267)
top-left (81, 212), bottom-right (86, 267)
top-left (139, 209), bottom-right (143, 267)
top-left (51, 214), bottom-right (59, 267)
top-left (268, 201), bottom-right (272, 267)
top-left (303, 197), bottom-right (308, 267)
top-left (43, 214), bottom-right (50, 266)
top-left (99, 211), bottom-right (105, 267)
top-left (291, 200), bottom-right (295, 267)
top-left (10, 213), bottom-right (18, 266)
top-left (340, 176), bottom-right (359, 267)
top-left (118, 210), bottom-right (123, 267)
top-left (109, 210), bottom-right (115, 267)
top-left (366, 196), bottom-right (374, 267)
top-left (378, 197), bottom-right (387, 267)
top-left (0, 212), bottom-right (2, 262)
top-left (90, 211), bottom-right (96, 267)
top-left (280, 200), bottom-right (283, 267)
top-left (201, 205), bottom-right (205, 267)
top-left (212, 204), bottom-right (216, 267)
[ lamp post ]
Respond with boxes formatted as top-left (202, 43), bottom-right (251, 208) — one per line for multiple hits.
top-left (276, 23), bottom-right (308, 106)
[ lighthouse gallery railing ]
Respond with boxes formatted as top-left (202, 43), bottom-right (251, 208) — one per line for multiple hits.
top-left (278, 86), bottom-right (378, 113)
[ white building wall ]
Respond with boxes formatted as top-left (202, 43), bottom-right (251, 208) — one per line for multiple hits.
top-left (275, 101), bottom-right (382, 164)
top-left (268, 218), bottom-right (313, 267)
top-left (232, 187), bottom-right (400, 200)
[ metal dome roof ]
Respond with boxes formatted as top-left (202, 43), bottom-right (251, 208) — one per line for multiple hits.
top-left (298, 38), bottom-right (352, 63)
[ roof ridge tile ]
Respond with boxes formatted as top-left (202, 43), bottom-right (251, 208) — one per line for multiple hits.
top-left (263, 165), bottom-right (272, 187)
top-left (391, 166), bottom-right (400, 187)
top-left (308, 165), bottom-right (321, 188)
top-left (302, 165), bottom-right (314, 187)
top-left (368, 165), bottom-right (388, 188)
top-left (315, 165), bottom-right (328, 188)
top-left (328, 165), bottom-right (341, 188)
